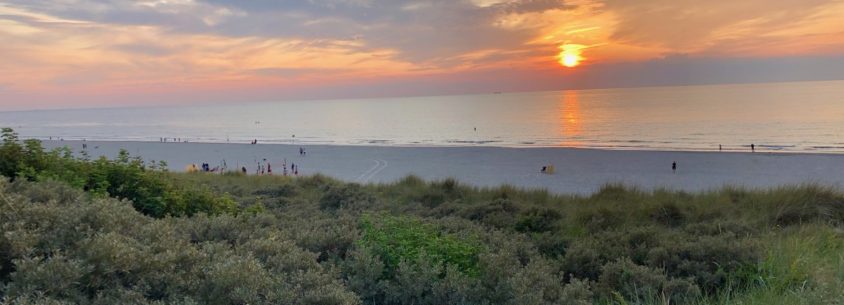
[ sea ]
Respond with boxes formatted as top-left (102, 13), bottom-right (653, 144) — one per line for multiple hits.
top-left (2, 80), bottom-right (844, 153)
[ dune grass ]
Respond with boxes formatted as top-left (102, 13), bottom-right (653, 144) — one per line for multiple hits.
top-left (1, 130), bottom-right (842, 304)
top-left (162, 172), bottom-right (844, 305)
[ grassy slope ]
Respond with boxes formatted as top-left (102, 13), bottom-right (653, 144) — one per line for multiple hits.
top-left (2, 171), bottom-right (843, 305)
top-left (185, 173), bottom-right (844, 305)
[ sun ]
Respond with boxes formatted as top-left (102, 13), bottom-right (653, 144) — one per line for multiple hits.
top-left (561, 53), bottom-right (580, 67)
top-left (558, 44), bottom-right (586, 68)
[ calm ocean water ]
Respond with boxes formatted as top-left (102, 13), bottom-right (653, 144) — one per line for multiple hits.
top-left (2, 80), bottom-right (844, 153)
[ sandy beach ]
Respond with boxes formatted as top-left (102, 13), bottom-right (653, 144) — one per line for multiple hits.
top-left (43, 140), bottom-right (844, 195)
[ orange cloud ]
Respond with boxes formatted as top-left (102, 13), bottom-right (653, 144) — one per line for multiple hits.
top-left (1, 0), bottom-right (843, 110)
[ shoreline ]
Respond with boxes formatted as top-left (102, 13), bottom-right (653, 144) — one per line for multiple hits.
top-left (41, 140), bottom-right (844, 195)
top-left (28, 138), bottom-right (844, 156)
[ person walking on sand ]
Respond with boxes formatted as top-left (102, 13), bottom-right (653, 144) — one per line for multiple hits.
top-left (751, 143), bottom-right (755, 152)
top-left (241, 166), bottom-right (247, 175)
top-left (672, 161), bottom-right (677, 174)
top-left (267, 162), bottom-right (272, 175)
top-left (719, 144), bottom-right (722, 151)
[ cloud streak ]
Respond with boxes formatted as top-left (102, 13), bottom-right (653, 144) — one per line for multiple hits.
top-left (0, 0), bottom-right (843, 110)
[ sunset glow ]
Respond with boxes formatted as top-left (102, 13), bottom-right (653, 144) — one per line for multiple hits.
top-left (1, 0), bottom-right (844, 110)
top-left (559, 44), bottom-right (586, 68)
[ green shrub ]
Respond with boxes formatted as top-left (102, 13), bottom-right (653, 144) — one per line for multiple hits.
top-left (0, 180), bottom-right (360, 305)
top-left (515, 208), bottom-right (562, 233)
top-left (359, 215), bottom-right (482, 277)
top-left (0, 129), bottom-right (238, 218)
top-left (252, 183), bottom-right (297, 198)
top-left (3, 134), bottom-right (844, 304)
top-left (0, 128), bottom-right (23, 179)
top-left (650, 201), bottom-right (687, 227)
top-left (459, 198), bottom-right (520, 228)
top-left (4, 255), bottom-right (90, 302)
top-left (598, 258), bottom-right (701, 304)
top-left (320, 183), bottom-right (373, 211)
top-left (413, 178), bottom-right (463, 208)
top-left (577, 207), bottom-right (625, 232)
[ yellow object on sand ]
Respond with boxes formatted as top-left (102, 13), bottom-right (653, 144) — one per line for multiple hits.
top-left (546, 165), bottom-right (555, 174)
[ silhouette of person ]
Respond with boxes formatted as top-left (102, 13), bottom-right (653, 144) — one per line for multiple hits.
top-left (672, 162), bottom-right (677, 173)
top-left (751, 143), bottom-right (755, 152)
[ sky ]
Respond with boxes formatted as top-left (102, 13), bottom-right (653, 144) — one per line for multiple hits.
top-left (1, 0), bottom-right (844, 110)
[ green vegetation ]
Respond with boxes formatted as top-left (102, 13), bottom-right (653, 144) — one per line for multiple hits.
top-left (1, 128), bottom-right (842, 304)
top-left (0, 128), bottom-right (236, 217)
top-left (359, 214), bottom-right (483, 276)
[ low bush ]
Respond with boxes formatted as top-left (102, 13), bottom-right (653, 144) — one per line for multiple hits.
top-left (320, 183), bottom-right (374, 211)
top-left (0, 128), bottom-right (237, 217)
top-left (515, 208), bottom-right (563, 233)
top-left (358, 215), bottom-right (482, 277)
top-left (0, 179), bottom-right (360, 305)
top-left (598, 258), bottom-right (701, 304)
top-left (2, 130), bottom-right (843, 304)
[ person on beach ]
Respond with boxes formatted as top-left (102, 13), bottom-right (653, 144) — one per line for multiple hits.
top-left (541, 166), bottom-right (547, 173)
top-left (672, 162), bottom-right (677, 173)
top-left (751, 143), bottom-right (755, 152)
top-left (241, 166), bottom-right (247, 175)
top-left (719, 144), bottom-right (722, 151)
top-left (82, 143), bottom-right (87, 150)
top-left (267, 163), bottom-right (272, 175)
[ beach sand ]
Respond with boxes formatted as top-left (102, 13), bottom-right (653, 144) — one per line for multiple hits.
top-left (43, 141), bottom-right (844, 195)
